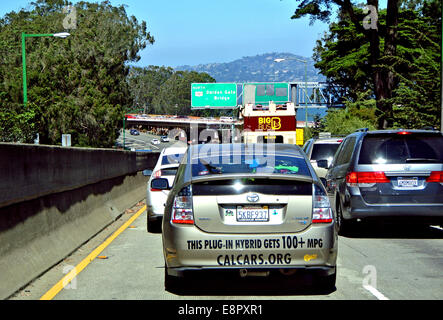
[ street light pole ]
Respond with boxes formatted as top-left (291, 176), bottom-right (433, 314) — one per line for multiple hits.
top-left (123, 116), bottom-right (126, 149)
top-left (303, 61), bottom-right (308, 129)
top-left (21, 32), bottom-right (28, 106)
top-left (21, 32), bottom-right (70, 106)
top-left (274, 57), bottom-right (308, 129)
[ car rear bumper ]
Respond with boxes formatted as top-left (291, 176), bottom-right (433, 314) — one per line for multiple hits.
top-left (167, 265), bottom-right (336, 278)
top-left (163, 223), bottom-right (338, 275)
top-left (349, 196), bottom-right (443, 220)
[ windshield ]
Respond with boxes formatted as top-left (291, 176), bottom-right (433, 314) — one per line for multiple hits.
top-left (358, 134), bottom-right (443, 164)
top-left (162, 153), bottom-right (185, 165)
top-left (191, 154), bottom-right (311, 177)
top-left (311, 143), bottom-right (340, 161)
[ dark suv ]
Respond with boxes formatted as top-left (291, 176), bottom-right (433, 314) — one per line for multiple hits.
top-left (321, 129), bottom-right (443, 233)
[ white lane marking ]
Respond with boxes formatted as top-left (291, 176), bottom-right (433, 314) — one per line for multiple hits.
top-left (363, 284), bottom-right (390, 300)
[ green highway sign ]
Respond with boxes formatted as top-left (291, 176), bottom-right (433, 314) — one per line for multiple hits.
top-left (191, 83), bottom-right (237, 109)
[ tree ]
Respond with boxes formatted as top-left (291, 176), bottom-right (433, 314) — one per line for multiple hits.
top-left (151, 70), bottom-right (215, 115)
top-left (322, 91), bottom-right (377, 134)
top-left (312, 7), bottom-right (374, 102)
top-left (127, 67), bottom-right (234, 118)
top-left (127, 65), bottom-right (174, 114)
top-left (390, 0), bottom-right (441, 129)
top-left (0, 101), bottom-right (41, 142)
top-left (306, 0), bottom-right (441, 129)
top-left (0, 0), bottom-right (154, 147)
top-left (292, 0), bottom-right (402, 129)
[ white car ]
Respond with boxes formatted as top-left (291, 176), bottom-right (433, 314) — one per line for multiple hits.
top-left (302, 136), bottom-right (343, 186)
top-left (146, 146), bottom-right (187, 232)
top-left (151, 139), bottom-right (160, 145)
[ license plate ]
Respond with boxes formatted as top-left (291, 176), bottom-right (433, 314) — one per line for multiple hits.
top-left (397, 177), bottom-right (418, 187)
top-left (236, 206), bottom-right (269, 222)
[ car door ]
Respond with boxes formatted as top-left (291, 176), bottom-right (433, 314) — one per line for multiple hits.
top-left (326, 136), bottom-right (357, 209)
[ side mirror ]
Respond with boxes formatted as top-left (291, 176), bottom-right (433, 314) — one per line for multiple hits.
top-left (316, 159), bottom-right (330, 169)
top-left (142, 169), bottom-right (153, 176)
top-left (151, 178), bottom-right (170, 190)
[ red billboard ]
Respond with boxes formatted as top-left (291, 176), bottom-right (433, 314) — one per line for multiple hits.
top-left (243, 115), bottom-right (296, 132)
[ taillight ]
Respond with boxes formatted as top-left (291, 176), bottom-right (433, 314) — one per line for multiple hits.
top-left (312, 184), bottom-right (333, 224)
top-left (154, 170), bottom-right (162, 178)
top-left (346, 171), bottom-right (390, 187)
top-left (171, 185), bottom-right (194, 224)
top-left (426, 171), bottom-right (443, 183)
top-left (397, 131), bottom-right (412, 135)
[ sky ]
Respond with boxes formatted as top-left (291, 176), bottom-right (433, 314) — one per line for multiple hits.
top-left (0, 0), bottom-right (332, 68)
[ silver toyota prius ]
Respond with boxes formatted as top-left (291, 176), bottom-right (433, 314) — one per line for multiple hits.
top-left (152, 143), bottom-right (338, 290)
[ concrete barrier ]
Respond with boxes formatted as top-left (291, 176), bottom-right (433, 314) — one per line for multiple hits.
top-left (0, 143), bottom-right (160, 299)
top-left (0, 143), bottom-right (158, 209)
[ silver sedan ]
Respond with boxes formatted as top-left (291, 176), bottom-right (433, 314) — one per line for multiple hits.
top-left (152, 143), bottom-right (338, 291)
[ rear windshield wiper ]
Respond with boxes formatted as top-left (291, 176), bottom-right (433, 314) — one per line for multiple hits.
top-left (405, 158), bottom-right (440, 163)
top-left (200, 159), bottom-right (222, 174)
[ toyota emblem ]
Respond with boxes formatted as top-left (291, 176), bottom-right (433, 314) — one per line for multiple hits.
top-left (247, 193), bottom-right (259, 202)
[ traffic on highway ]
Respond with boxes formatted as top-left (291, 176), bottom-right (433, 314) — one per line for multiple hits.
top-left (10, 128), bottom-right (442, 303)
top-left (1, 1), bottom-right (442, 312)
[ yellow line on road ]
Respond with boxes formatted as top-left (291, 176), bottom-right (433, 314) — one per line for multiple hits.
top-left (40, 205), bottom-right (147, 300)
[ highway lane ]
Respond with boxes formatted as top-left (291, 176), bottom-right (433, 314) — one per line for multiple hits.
top-left (11, 201), bottom-right (443, 300)
top-left (116, 130), bottom-right (178, 151)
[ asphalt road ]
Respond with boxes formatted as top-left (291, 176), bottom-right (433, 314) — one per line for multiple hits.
top-left (116, 130), bottom-right (178, 151)
top-left (10, 200), bottom-right (443, 301)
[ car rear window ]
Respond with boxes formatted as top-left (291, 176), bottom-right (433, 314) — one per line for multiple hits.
top-left (193, 179), bottom-right (312, 196)
top-left (358, 133), bottom-right (443, 164)
top-left (191, 154), bottom-right (311, 177)
top-left (311, 143), bottom-right (340, 161)
top-left (161, 154), bottom-right (184, 165)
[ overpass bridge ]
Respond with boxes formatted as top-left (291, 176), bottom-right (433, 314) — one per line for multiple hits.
top-left (125, 114), bottom-right (241, 129)
top-left (124, 114), bottom-right (243, 144)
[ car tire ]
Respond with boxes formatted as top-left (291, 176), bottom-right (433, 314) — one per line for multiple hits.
top-left (336, 198), bottom-right (352, 236)
top-left (147, 218), bottom-right (159, 233)
top-left (164, 267), bottom-right (183, 292)
top-left (317, 269), bottom-right (336, 292)
top-left (147, 218), bottom-right (153, 232)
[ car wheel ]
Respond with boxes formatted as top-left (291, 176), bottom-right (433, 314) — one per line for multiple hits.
top-left (147, 218), bottom-right (159, 233)
top-left (164, 266), bottom-right (183, 292)
top-left (316, 269), bottom-right (336, 292)
top-left (336, 198), bottom-right (352, 235)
